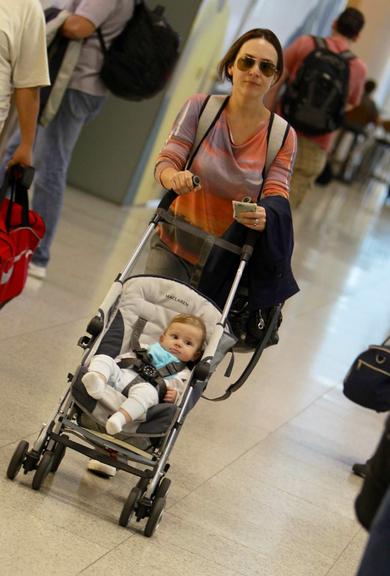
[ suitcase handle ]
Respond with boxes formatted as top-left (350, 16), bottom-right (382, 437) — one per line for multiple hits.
top-left (0, 167), bottom-right (33, 230)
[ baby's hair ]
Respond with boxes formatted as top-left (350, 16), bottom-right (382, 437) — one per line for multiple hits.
top-left (168, 313), bottom-right (207, 350)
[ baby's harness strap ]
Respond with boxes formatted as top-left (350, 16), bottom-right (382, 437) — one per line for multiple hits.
top-left (118, 326), bottom-right (186, 401)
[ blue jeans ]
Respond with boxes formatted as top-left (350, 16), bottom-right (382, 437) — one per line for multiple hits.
top-left (1, 89), bottom-right (105, 266)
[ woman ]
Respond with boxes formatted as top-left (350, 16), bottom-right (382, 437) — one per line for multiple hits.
top-left (145, 28), bottom-right (298, 303)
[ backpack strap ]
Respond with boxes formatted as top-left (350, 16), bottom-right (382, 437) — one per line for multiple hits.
top-left (167, 97), bottom-right (289, 258)
top-left (96, 28), bottom-right (107, 53)
top-left (313, 35), bottom-right (326, 50)
top-left (187, 94), bottom-right (290, 183)
top-left (312, 35), bottom-right (355, 61)
top-left (185, 94), bottom-right (229, 170)
top-left (256, 112), bottom-right (290, 202)
top-left (264, 113), bottom-right (290, 176)
top-left (339, 49), bottom-right (355, 61)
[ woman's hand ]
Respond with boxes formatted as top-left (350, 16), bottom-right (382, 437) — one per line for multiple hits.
top-left (163, 388), bottom-right (178, 403)
top-left (235, 206), bottom-right (266, 231)
top-left (168, 170), bottom-right (201, 195)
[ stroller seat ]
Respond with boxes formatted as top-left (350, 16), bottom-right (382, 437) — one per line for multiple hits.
top-left (72, 274), bottom-right (235, 445)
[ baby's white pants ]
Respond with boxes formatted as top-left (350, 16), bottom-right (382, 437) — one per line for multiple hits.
top-left (88, 354), bottom-right (159, 421)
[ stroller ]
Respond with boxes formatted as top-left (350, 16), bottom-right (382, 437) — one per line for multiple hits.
top-left (6, 190), bottom-right (281, 536)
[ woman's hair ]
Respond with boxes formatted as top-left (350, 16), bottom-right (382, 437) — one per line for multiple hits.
top-left (168, 313), bottom-right (207, 349)
top-left (217, 28), bottom-right (284, 84)
top-left (335, 8), bottom-right (365, 39)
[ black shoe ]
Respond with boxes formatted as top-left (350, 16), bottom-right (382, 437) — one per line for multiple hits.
top-left (352, 462), bottom-right (368, 479)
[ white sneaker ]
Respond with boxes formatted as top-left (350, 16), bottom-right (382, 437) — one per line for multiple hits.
top-left (28, 262), bottom-right (47, 279)
top-left (87, 459), bottom-right (116, 478)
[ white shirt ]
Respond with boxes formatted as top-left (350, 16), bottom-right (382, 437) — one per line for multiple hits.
top-left (0, 0), bottom-right (49, 133)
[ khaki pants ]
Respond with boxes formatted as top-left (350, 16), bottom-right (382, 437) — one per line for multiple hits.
top-left (290, 135), bottom-right (327, 209)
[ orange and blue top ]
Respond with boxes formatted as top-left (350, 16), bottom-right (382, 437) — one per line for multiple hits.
top-left (155, 94), bottom-right (297, 264)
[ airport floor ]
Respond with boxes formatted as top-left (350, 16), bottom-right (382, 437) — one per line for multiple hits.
top-left (0, 176), bottom-right (389, 575)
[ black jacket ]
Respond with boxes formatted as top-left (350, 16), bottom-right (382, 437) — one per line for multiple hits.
top-left (198, 195), bottom-right (299, 309)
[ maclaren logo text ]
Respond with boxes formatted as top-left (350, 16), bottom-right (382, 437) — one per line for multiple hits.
top-left (166, 294), bottom-right (189, 306)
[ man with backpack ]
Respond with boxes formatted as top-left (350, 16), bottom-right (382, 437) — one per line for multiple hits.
top-left (268, 7), bottom-right (367, 209)
top-left (1, 0), bottom-right (135, 279)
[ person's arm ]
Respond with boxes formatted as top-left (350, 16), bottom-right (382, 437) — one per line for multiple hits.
top-left (60, 14), bottom-right (96, 39)
top-left (8, 87), bottom-right (40, 167)
top-left (155, 94), bottom-right (206, 193)
top-left (262, 127), bottom-right (297, 200)
top-left (163, 370), bottom-right (189, 404)
top-left (159, 166), bottom-right (199, 194)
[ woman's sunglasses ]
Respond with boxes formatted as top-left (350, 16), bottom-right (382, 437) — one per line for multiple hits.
top-left (236, 56), bottom-right (278, 78)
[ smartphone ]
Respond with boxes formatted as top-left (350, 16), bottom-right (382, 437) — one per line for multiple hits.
top-left (232, 200), bottom-right (257, 217)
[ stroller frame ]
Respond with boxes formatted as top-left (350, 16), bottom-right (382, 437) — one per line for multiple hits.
top-left (6, 190), bottom-right (281, 536)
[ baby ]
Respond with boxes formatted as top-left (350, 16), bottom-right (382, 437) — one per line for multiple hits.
top-left (82, 313), bottom-right (206, 435)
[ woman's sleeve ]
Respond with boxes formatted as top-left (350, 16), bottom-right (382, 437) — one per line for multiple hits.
top-left (154, 94), bottom-right (207, 185)
top-left (262, 126), bottom-right (297, 199)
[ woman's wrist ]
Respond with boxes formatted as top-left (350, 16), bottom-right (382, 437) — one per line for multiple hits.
top-left (160, 168), bottom-right (176, 189)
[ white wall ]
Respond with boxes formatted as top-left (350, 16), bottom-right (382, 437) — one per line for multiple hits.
top-left (224, 0), bottom-right (345, 49)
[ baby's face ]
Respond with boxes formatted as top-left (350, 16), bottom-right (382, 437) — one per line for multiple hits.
top-left (160, 322), bottom-right (204, 363)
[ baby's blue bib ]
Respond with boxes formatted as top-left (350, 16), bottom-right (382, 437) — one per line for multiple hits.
top-left (148, 342), bottom-right (179, 369)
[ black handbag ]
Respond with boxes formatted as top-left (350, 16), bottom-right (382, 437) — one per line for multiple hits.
top-left (343, 337), bottom-right (390, 412)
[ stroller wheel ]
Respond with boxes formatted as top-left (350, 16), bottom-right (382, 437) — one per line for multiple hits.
top-left (144, 496), bottom-right (166, 537)
top-left (154, 477), bottom-right (171, 499)
top-left (119, 486), bottom-right (142, 528)
top-left (51, 436), bottom-right (68, 473)
top-left (6, 440), bottom-right (29, 480)
top-left (32, 451), bottom-right (54, 491)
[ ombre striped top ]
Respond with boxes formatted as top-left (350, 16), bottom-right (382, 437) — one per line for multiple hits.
top-left (155, 94), bottom-right (297, 264)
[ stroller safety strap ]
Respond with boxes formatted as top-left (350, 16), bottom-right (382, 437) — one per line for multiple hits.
top-left (118, 349), bottom-right (186, 401)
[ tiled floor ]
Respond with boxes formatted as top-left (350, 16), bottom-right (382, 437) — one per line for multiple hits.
top-left (0, 176), bottom-right (389, 575)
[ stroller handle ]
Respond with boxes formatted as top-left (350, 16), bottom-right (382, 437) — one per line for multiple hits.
top-left (157, 175), bottom-right (201, 211)
top-left (242, 229), bottom-right (258, 258)
top-left (155, 174), bottom-right (257, 260)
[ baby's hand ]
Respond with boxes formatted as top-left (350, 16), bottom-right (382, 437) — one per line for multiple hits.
top-left (163, 388), bottom-right (177, 403)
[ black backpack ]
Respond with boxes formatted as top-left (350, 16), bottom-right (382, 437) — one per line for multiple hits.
top-left (281, 36), bottom-right (355, 135)
top-left (97, 1), bottom-right (180, 101)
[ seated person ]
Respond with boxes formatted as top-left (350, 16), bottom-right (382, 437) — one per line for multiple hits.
top-left (344, 79), bottom-right (379, 131)
top-left (82, 313), bottom-right (206, 435)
